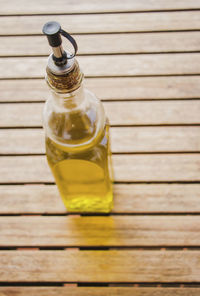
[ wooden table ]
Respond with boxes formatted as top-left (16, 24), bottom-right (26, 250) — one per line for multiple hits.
top-left (0, 0), bottom-right (200, 295)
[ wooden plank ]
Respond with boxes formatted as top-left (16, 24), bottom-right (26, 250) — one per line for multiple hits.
top-left (1, 183), bottom-right (200, 214)
top-left (0, 287), bottom-right (200, 296)
top-left (113, 154), bottom-right (200, 182)
top-left (0, 0), bottom-right (136, 14)
top-left (1, 0), bottom-right (200, 14)
top-left (1, 12), bottom-right (200, 35)
top-left (1, 126), bottom-right (200, 154)
top-left (0, 216), bottom-right (200, 247)
top-left (0, 129), bottom-right (44, 154)
top-left (2, 32), bottom-right (200, 56)
top-left (1, 101), bottom-right (200, 127)
top-left (0, 250), bottom-right (200, 282)
top-left (1, 154), bottom-right (200, 183)
top-left (1, 76), bottom-right (200, 102)
top-left (0, 34), bottom-right (136, 56)
top-left (110, 126), bottom-right (200, 152)
top-left (2, 54), bottom-right (200, 78)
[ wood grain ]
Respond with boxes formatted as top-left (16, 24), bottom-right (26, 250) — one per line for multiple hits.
top-left (0, 287), bottom-right (200, 296)
top-left (1, 101), bottom-right (200, 127)
top-left (1, 12), bottom-right (200, 35)
top-left (1, 0), bottom-right (200, 290)
top-left (1, 0), bottom-right (200, 14)
top-left (0, 216), bottom-right (200, 247)
top-left (113, 154), bottom-right (200, 182)
top-left (1, 126), bottom-right (200, 154)
top-left (2, 32), bottom-right (200, 56)
top-left (0, 183), bottom-right (200, 213)
top-left (1, 183), bottom-right (200, 214)
top-left (0, 250), bottom-right (200, 282)
top-left (1, 76), bottom-right (200, 102)
top-left (2, 54), bottom-right (200, 78)
top-left (1, 154), bottom-right (200, 183)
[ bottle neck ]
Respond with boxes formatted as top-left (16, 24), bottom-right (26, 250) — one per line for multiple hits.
top-left (51, 84), bottom-right (85, 110)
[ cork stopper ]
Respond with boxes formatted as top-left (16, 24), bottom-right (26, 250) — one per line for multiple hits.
top-left (46, 58), bottom-right (84, 93)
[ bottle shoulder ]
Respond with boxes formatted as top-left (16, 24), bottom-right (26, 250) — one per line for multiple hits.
top-left (43, 87), bottom-right (107, 151)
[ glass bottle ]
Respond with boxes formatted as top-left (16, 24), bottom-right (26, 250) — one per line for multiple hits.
top-left (42, 21), bottom-right (113, 213)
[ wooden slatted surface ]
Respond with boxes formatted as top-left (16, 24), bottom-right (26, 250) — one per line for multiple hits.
top-left (1, 0), bottom-right (200, 295)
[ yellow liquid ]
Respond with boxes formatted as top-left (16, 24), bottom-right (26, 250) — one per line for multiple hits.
top-left (45, 123), bottom-right (113, 213)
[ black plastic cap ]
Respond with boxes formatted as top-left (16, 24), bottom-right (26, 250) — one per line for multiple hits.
top-left (42, 21), bottom-right (62, 47)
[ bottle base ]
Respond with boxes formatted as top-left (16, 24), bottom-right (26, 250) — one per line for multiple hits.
top-left (61, 193), bottom-right (113, 213)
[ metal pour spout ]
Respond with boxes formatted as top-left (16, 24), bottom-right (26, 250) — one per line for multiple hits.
top-left (42, 21), bottom-right (67, 65)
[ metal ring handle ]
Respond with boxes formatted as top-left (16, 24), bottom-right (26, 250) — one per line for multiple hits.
top-left (59, 29), bottom-right (78, 59)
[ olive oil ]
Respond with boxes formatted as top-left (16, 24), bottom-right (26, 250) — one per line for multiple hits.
top-left (42, 21), bottom-right (114, 212)
top-left (46, 122), bottom-right (113, 212)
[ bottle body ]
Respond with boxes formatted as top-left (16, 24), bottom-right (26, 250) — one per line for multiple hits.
top-left (43, 85), bottom-right (114, 212)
